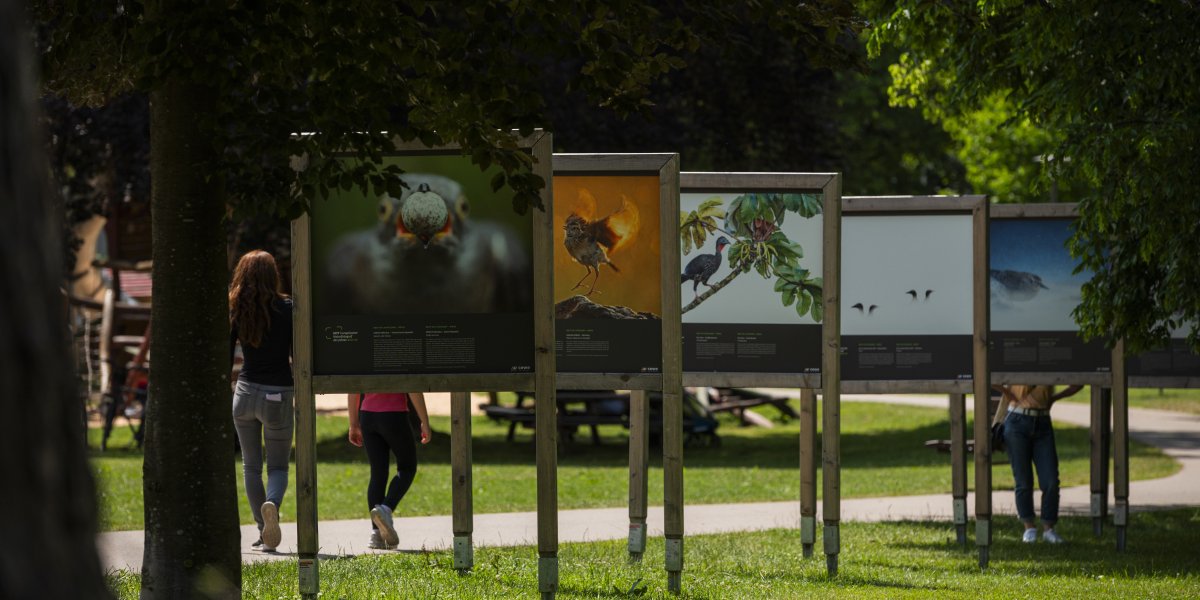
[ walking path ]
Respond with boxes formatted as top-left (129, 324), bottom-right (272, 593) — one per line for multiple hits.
top-left (97, 395), bottom-right (1200, 571)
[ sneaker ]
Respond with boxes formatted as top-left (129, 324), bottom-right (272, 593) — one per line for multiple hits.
top-left (261, 501), bottom-right (282, 551)
top-left (371, 504), bottom-right (398, 548)
top-left (367, 530), bottom-right (388, 550)
top-left (1043, 529), bottom-right (1066, 544)
top-left (1022, 528), bottom-right (1037, 543)
top-left (251, 537), bottom-right (263, 549)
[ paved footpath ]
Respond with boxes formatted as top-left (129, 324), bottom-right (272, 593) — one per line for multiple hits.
top-left (98, 395), bottom-right (1200, 571)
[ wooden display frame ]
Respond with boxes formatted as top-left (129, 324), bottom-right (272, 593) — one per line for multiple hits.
top-left (551, 153), bottom-right (683, 593)
top-left (986, 202), bottom-right (1127, 562)
top-left (841, 195), bottom-right (989, 554)
top-left (679, 172), bottom-right (841, 570)
top-left (290, 132), bottom-right (556, 599)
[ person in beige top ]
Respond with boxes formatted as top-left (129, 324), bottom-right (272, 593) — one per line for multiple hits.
top-left (993, 384), bottom-right (1083, 544)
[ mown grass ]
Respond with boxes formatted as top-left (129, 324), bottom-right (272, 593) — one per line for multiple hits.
top-left (106, 508), bottom-right (1200, 599)
top-left (1056, 387), bottom-right (1200, 415)
top-left (90, 400), bottom-right (1180, 531)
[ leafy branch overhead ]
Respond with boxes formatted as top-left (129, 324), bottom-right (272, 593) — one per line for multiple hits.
top-left (680, 193), bottom-right (822, 319)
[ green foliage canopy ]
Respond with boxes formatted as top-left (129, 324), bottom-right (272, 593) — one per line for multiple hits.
top-left (868, 0), bottom-right (1200, 351)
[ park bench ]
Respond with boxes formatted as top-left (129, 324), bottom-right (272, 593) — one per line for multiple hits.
top-left (484, 390), bottom-right (630, 445)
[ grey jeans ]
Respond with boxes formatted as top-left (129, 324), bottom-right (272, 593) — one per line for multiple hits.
top-left (232, 380), bottom-right (294, 530)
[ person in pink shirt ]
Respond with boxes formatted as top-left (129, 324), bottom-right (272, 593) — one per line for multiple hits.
top-left (347, 392), bottom-right (431, 549)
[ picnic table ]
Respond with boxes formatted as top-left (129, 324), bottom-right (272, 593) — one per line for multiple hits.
top-left (484, 390), bottom-right (630, 445)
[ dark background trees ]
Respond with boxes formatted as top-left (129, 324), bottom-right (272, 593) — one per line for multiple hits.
top-left (1, 0), bottom-right (109, 597)
top-left (33, 1), bottom-right (865, 596)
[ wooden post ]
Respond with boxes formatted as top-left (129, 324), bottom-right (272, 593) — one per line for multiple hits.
top-left (821, 175), bottom-right (842, 576)
top-left (533, 141), bottom-right (559, 599)
top-left (1112, 341), bottom-right (1129, 551)
top-left (628, 389), bottom-right (649, 561)
top-left (451, 391), bottom-right (474, 570)
top-left (799, 388), bottom-right (817, 558)
top-left (660, 157), bottom-right (684, 594)
top-left (1089, 385), bottom-right (1111, 537)
top-left (291, 215), bottom-right (319, 599)
top-left (949, 392), bottom-right (968, 546)
top-left (972, 196), bottom-right (992, 569)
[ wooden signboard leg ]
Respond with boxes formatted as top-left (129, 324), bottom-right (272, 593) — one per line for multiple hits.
top-left (1112, 342), bottom-right (1129, 551)
top-left (450, 391), bottom-right (474, 571)
top-left (536, 384), bottom-right (559, 598)
top-left (663, 389), bottom-right (684, 594)
top-left (821, 387), bottom-right (840, 576)
top-left (949, 393), bottom-right (968, 546)
top-left (799, 388), bottom-right (817, 558)
top-left (1089, 386), bottom-right (1111, 537)
top-left (295, 384), bottom-right (319, 599)
top-left (628, 390), bottom-right (649, 561)
top-left (973, 387), bottom-right (992, 569)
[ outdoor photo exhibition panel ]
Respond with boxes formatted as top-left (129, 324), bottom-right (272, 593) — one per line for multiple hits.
top-left (1128, 323), bottom-right (1200, 388)
top-left (840, 195), bottom-right (988, 553)
top-left (679, 171), bottom-right (841, 570)
top-left (292, 133), bottom-right (556, 599)
top-left (552, 153), bottom-right (684, 592)
top-left (989, 202), bottom-right (1127, 555)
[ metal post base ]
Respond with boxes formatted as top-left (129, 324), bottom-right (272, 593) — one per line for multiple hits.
top-left (1114, 501), bottom-right (1129, 552)
top-left (453, 535), bottom-right (474, 572)
top-left (665, 537), bottom-right (683, 594)
top-left (1093, 517), bottom-right (1103, 538)
top-left (538, 555), bottom-right (558, 598)
top-left (825, 553), bottom-right (838, 577)
top-left (1116, 526), bottom-right (1127, 551)
top-left (955, 524), bottom-right (967, 546)
top-left (802, 544), bottom-right (813, 558)
top-left (823, 522), bottom-right (840, 576)
top-left (628, 521), bottom-right (647, 562)
top-left (298, 554), bottom-right (319, 600)
top-left (976, 519), bottom-right (991, 570)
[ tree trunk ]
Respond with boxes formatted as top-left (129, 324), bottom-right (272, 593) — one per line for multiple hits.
top-left (0, 1), bottom-right (110, 597)
top-left (140, 42), bottom-right (241, 599)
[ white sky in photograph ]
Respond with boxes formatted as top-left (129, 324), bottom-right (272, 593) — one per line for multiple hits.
top-left (841, 214), bottom-right (973, 335)
top-left (680, 192), bottom-right (823, 325)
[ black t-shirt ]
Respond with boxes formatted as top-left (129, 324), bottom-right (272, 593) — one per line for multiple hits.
top-left (230, 297), bottom-right (293, 386)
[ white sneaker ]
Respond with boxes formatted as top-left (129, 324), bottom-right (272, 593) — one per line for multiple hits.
top-left (371, 504), bottom-right (398, 548)
top-left (367, 530), bottom-right (388, 550)
top-left (260, 501), bottom-right (281, 551)
top-left (1043, 529), bottom-right (1066, 544)
top-left (1022, 528), bottom-right (1037, 543)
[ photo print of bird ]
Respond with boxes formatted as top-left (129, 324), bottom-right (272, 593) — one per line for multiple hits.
top-left (851, 303), bottom-right (879, 315)
top-left (906, 289), bottom-right (934, 301)
top-left (681, 236), bottom-right (729, 299)
top-left (990, 269), bottom-right (1049, 301)
top-left (561, 188), bottom-right (641, 296)
top-left (323, 173), bottom-right (531, 315)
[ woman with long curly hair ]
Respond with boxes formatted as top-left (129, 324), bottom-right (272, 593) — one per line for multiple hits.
top-left (229, 250), bottom-right (294, 552)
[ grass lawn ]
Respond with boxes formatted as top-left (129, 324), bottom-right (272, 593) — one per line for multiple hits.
top-left (90, 400), bottom-right (1180, 531)
top-left (106, 508), bottom-right (1200, 599)
top-left (1056, 386), bottom-right (1200, 416)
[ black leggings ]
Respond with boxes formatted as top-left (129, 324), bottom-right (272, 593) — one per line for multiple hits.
top-left (360, 410), bottom-right (418, 515)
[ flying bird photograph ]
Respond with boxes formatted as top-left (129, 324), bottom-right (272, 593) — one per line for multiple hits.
top-left (554, 175), bottom-right (661, 320)
top-left (314, 162), bottom-right (533, 316)
top-left (841, 213), bottom-right (973, 336)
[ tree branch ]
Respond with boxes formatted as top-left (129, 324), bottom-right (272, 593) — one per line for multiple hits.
top-left (682, 266), bottom-right (744, 314)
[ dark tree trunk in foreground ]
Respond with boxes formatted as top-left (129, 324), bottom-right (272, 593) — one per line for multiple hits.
top-left (0, 1), bottom-right (110, 597)
top-left (140, 20), bottom-right (241, 598)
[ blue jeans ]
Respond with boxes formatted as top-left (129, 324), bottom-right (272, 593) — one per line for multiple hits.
top-left (232, 380), bottom-right (295, 530)
top-left (1003, 411), bottom-right (1060, 525)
